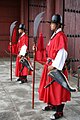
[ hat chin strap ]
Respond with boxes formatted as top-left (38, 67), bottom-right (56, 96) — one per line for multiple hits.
top-left (56, 23), bottom-right (61, 29)
top-left (52, 23), bottom-right (60, 33)
top-left (53, 27), bottom-right (59, 33)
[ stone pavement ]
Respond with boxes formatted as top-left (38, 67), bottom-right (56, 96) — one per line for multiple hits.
top-left (0, 58), bottom-right (80, 120)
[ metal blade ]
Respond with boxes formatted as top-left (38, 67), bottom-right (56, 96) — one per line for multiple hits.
top-left (34, 11), bottom-right (45, 37)
top-left (10, 21), bottom-right (17, 41)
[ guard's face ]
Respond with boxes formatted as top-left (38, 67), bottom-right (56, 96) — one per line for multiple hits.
top-left (50, 22), bottom-right (57, 31)
top-left (18, 29), bottom-right (24, 34)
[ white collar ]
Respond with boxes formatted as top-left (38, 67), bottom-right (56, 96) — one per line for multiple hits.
top-left (51, 28), bottom-right (62, 39)
top-left (20, 32), bottom-right (25, 37)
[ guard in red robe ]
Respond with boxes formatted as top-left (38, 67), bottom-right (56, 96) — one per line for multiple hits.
top-left (15, 24), bottom-right (29, 84)
top-left (38, 14), bottom-right (71, 119)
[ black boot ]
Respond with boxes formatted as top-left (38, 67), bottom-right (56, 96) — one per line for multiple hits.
top-left (19, 76), bottom-right (28, 84)
top-left (56, 104), bottom-right (64, 112)
top-left (16, 76), bottom-right (22, 82)
top-left (42, 104), bottom-right (56, 111)
top-left (16, 78), bottom-right (21, 82)
top-left (50, 104), bottom-right (64, 120)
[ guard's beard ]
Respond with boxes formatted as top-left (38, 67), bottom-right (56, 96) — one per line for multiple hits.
top-left (51, 27), bottom-right (57, 34)
top-left (19, 33), bottom-right (22, 37)
top-left (51, 24), bottom-right (61, 33)
top-left (51, 31), bottom-right (54, 36)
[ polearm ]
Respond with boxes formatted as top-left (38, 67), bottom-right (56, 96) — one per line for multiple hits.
top-left (32, 12), bottom-right (45, 109)
top-left (10, 21), bottom-right (17, 81)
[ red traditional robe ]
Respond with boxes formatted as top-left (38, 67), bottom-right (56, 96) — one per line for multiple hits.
top-left (38, 31), bottom-right (71, 105)
top-left (15, 33), bottom-right (29, 77)
top-left (8, 28), bottom-right (18, 55)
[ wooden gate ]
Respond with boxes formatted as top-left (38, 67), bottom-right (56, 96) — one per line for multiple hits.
top-left (64, 0), bottom-right (80, 71)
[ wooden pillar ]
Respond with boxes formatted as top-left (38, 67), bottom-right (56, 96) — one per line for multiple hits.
top-left (55, 0), bottom-right (64, 30)
top-left (55, 0), bottom-right (64, 15)
top-left (24, 0), bottom-right (29, 49)
top-left (62, 0), bottom-right (65, 30)
top-left (20, 0), bottom-right (25, 23)
top-left (46, 0), bottom-right (55, 21)
top-left (24, 0), bottom-right (28, 29)
top-left (20, 0), bottom-right (28, 31)
top-left (46, 0), bottom-right (55, 42)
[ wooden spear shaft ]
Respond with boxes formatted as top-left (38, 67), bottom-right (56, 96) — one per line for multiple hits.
top-left (32, 11), bottom-right (45, 109)
top-left (32, 37), bottom-right (36, 109)
top-left (10, 21), bottom-right (17, 81)
top-left (10, 40), bottom-right (12, 81)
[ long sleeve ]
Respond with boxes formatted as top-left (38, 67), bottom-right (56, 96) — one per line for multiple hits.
top-left (19, 44), bottom-right (27, 56)
top-left (52, 48), bottom-right (68, 70)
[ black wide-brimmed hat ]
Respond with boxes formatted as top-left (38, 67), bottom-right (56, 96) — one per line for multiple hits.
top-left (51, 14), bottom-right (62, 24)
top-left (18, 23), bottom-right (26, 30)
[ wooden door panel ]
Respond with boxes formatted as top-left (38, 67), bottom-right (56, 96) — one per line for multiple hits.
top-left (28, 0), bottom-right (47, 51)
top-left (64, 0), bottom-right (80, 71)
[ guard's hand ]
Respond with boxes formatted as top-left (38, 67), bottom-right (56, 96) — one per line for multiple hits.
top-left (32, 45), bottom-right (35, 51)
top-left (9, 42), bottom-right (12, 46)
top-left (48, 65), bottom-right (54, 71)
top-left (18, 54), bottom-right (23, 58)
top-left (19, 56), bottom-right (24, 62)
top-left (18, 54), bottom-right (21, 57)
top-left (32, 44), bottom-right (37, 51)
